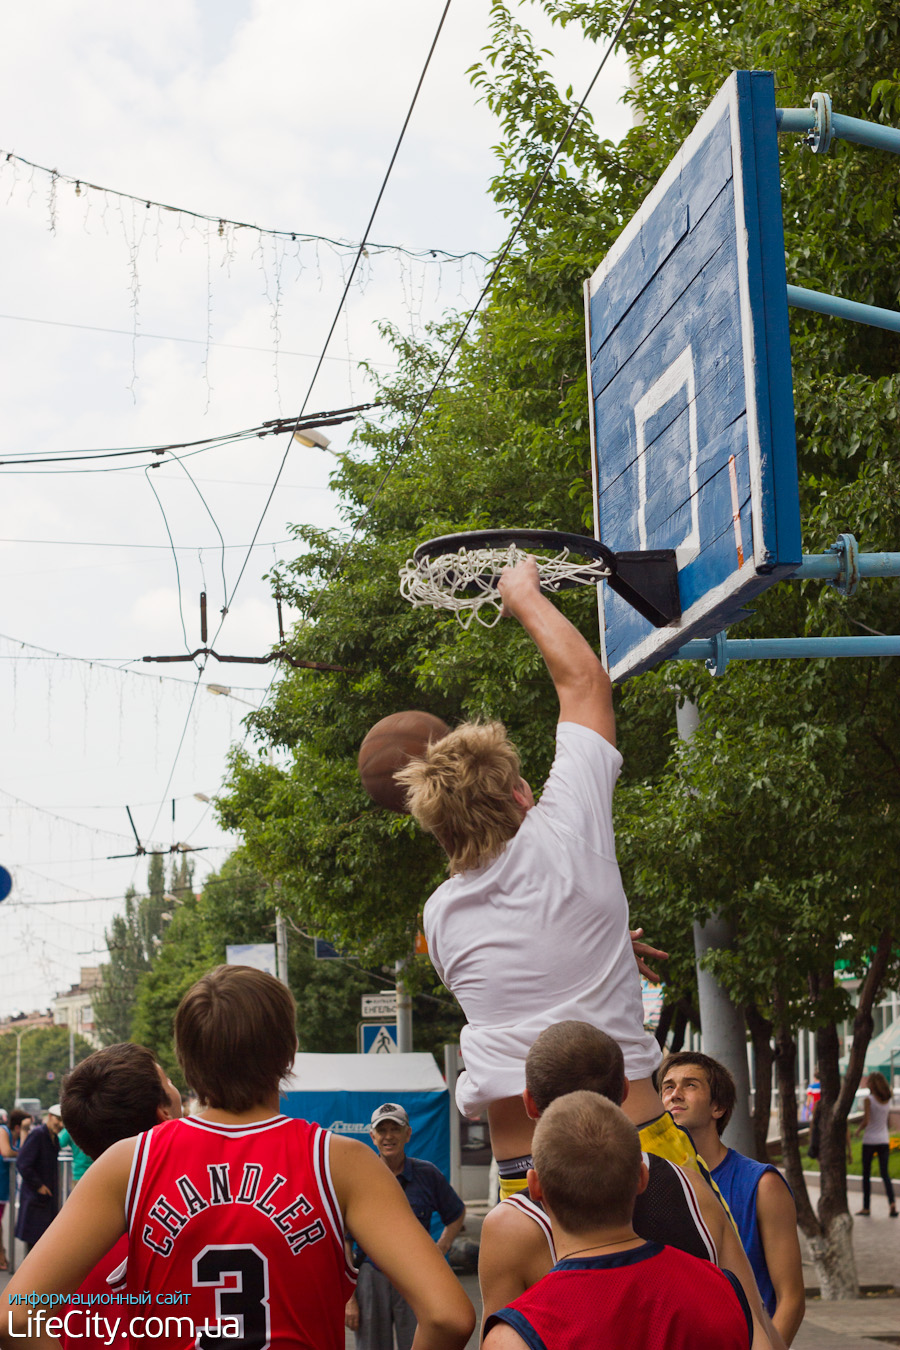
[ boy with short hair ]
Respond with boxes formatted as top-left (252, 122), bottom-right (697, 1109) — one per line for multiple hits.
top-left (483, 1092), bottom-right (770, 1350)
top-left (2, 965), bottom-right (474, 1350)
top-left (479, 1022), bottom-right (784, 1348)
top-left (54, 1042), bottom-right (183, 1350)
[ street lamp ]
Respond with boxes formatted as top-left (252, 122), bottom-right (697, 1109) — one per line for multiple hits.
top-left (292, 427), bottom-right (331, 451)
top-left (206, 684), bottom-right (265, 712)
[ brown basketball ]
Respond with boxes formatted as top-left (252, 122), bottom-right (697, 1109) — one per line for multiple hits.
top-left (358, 710), bottom-right (450, 813)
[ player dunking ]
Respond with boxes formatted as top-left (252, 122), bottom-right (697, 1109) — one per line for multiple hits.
top-left (1, 966), bottom-right (474, 1350)
top-left (397, 558), bottom-right (695, 1195)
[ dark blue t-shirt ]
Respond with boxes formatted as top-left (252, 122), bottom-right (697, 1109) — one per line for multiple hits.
top-left (360, 1154), bottom-right (464, 1267)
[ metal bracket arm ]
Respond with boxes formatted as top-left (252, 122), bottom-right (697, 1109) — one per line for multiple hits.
top-left (607, 550), bottom-right (682, 628)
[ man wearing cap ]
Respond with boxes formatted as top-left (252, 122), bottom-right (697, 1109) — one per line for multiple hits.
top-left (15, 1103), bottom-right (64, 1252)
top-left (346, 1102), bottom-right (466, 1350)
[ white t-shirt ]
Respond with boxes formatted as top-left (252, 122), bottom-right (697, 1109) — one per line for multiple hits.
top-left (862, 1095), bottom-right (891, 1145)
top-left (423, 721), bottom-right (661, 1118)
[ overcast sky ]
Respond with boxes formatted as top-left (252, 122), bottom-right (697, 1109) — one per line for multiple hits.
top-left (0, 0), bottom-right (631, 1022)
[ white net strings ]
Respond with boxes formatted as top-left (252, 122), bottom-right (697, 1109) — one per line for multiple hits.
top-left (399, 544), bottom-right (612, 628)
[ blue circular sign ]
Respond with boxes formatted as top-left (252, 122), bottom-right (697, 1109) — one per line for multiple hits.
top-left (0, 867), bottom-right (11, 902)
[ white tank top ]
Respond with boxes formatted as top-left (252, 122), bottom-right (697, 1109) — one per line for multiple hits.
top-left (862, 1095), bottom-right (891, 1145)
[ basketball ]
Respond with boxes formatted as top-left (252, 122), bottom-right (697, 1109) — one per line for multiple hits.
top-left (358, 710), bottom-right (450, 813)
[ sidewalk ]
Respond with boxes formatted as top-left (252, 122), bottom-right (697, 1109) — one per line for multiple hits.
top-left (792, 1176), bottom-right (899, 1348)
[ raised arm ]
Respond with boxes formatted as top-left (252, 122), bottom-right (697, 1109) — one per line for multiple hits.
top-left (498, 558), bottom-right (615, 745)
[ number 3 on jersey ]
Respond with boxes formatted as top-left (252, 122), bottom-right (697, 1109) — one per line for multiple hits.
top-left (193, 1244), bottom-right (270, 1350)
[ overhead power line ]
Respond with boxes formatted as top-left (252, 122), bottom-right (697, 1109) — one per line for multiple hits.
top-left (0, 404), bottom-right (376, 468)
top-left (215, 0), bottom-right (455, 639)
top-left (0, 535), bottom-right (295, 550)
top-left (0, 151), bottom-right (488, 265)
top-left (148, 0), bottom-right (456, 849)
top-left (303, 0), bottom-right (642, 610)
top-left (0, 630), bottom-right (269, 689)
top-left (0, 311), bottom-right (399, 366)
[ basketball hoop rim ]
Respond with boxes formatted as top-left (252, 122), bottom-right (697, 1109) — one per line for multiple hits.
top-left (412, 528), bottom-right (617, 575)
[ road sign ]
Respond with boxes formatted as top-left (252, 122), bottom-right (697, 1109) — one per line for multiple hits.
top-left (362, 992), bottom-right (397, 1020)
top-left (315, 939), bottom-right (344, 959)
top-left (585, 70), bottom-right (801, 682)
top-left (360, 1023), bottom-right (399, 1054)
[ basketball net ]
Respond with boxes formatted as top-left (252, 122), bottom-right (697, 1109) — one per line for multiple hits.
top-left (399, 544), bottom-right (612, 628)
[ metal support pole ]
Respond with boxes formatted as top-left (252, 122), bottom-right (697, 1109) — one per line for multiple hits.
top-left (444, 1044), bottom-right (462, 1197)
top-left (693, 912), bottom-right (756, 1157)
top-left (678, 699), bottom-right (755, 1156)
top-left (677, 634), bottom-right (900, 673)
top-left (787, 284), bottom-right (900, 334)
top-left (395, 960), bottom-right (413, 1052)
top-left (794, 547), bottom-right (900, 584)
top-left (275, 911), bottom-right (289, 988)
top-left (777, 105), bottom-right (900, 156)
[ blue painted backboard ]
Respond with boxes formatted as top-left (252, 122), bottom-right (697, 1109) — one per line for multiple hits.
top-left (585, 70), bottom-right (801, 682)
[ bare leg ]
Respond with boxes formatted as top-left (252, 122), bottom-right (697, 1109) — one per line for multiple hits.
top-left (487, 1096), bottom-right (535, 1162)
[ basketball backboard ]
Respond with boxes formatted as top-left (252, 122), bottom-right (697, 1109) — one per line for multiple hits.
top-left (585, 70), bottom-right (801, 682)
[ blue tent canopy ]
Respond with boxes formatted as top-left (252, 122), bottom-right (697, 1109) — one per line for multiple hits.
top-left (281, 1052), bottom-right (451, 1178)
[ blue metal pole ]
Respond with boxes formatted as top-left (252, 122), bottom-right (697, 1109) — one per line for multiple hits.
top-left (776, 108), bottom-right (816, 134)
top-left (776, 107), bottom-right (900, 155)
top-left (787, 285), bottom-right (900, 334)
top-left (677, 636), bottom-right (900, 662)
top-left (794, 552), bottom-right (900, 581)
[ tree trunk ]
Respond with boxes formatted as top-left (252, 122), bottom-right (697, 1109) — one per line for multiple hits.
top-left (804, 1213), bottom-right (858, 1300)
top-left (661, 996), bottom-right (696, 1054)
top-left (773, 928), bottom-right (893, 1300)
top-left (773, 1010), bottom-right (861, 1296)
top-left (654, 1001), bottom-right (674, 1049)
top-left (745, 1002), bottom-right (774, 1164)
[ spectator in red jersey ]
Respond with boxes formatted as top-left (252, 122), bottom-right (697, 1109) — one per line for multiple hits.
top-left (483, 1092), bottom-right (774, 1350)
top-left (1, 966), bottom-right (474, 1350)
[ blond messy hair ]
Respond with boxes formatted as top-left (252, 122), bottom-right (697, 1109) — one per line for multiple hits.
top-left (395, 720), bottom-right (524, 874)
top-left (532, 1091), bottom-right (642, 1233)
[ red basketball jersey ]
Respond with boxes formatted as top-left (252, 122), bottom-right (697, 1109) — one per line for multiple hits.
top-left (125, 1115), bottom-right (355, 1350)
top-left (486, 1243), bottom-right (752, 1350)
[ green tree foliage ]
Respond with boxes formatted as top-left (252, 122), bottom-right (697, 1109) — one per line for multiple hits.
top-left (214, 0), bottom-right (898, 1289)
top-left (93, 856), bottom-right (172, 1044)
top-left (0, 1027), bottom-right (94, 1109)
top-left (130, 853), bottom-right (463, 1088)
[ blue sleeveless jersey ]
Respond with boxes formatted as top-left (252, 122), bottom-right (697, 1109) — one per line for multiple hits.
top-left (710, 1149), bottom-right (789, 1315)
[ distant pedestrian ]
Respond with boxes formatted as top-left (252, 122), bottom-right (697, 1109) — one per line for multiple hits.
top-left (15, 1103), bottom-right (64, 1251)
top-left (854, 1073), bottom-right (897, 1218)
top-left (0, 1108), bottom-right (30, 1269)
